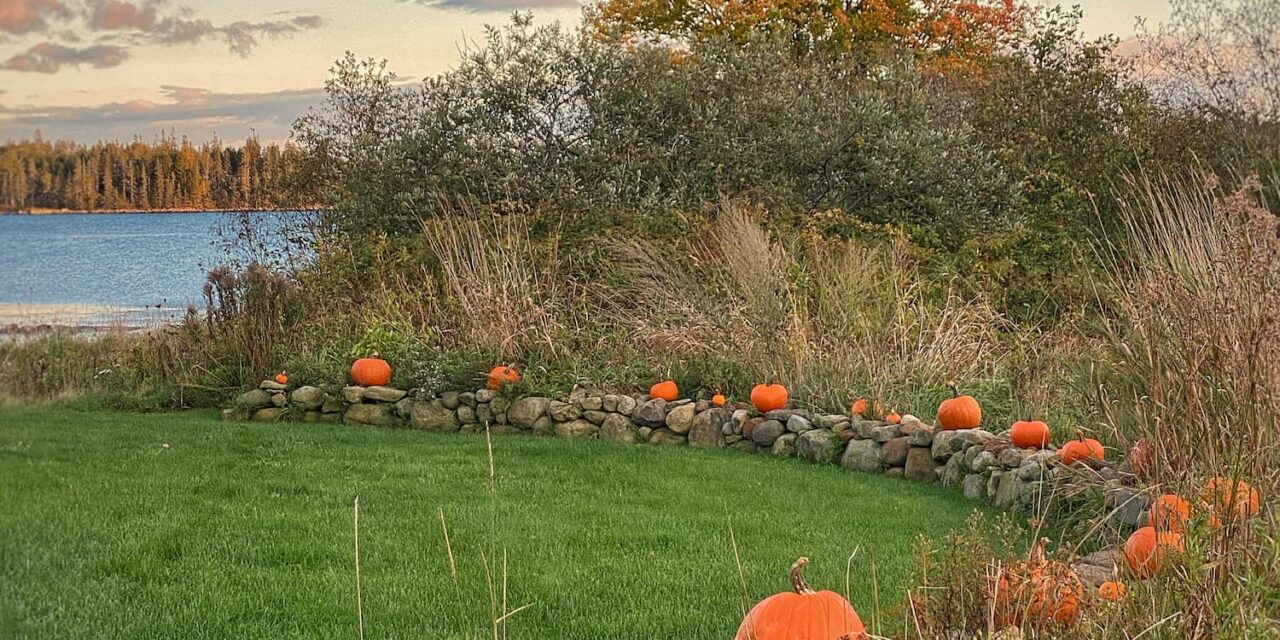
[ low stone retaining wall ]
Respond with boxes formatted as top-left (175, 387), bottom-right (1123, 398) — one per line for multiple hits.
top-left (225, 379), bottom-right (1150, 565)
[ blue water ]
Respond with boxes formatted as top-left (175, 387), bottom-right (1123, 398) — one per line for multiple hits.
top-left (0, 212), bottom-right (304, 326)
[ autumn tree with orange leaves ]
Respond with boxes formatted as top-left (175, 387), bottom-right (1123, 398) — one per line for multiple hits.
top-left (588, 0), bottom-right (1029, 69)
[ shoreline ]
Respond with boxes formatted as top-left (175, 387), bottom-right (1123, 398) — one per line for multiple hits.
top-left (0, 207), bottom-right (322, 216)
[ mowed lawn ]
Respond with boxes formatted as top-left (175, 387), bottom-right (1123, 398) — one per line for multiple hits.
top-left (0, 407), bottom-right (989, 639)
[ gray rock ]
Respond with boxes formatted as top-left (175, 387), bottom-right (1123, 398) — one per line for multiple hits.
top-left (689, 408), bottom-right (729, 448)
top-left (321, 399), bottom-right (345, 414)
top-left (637, 426), bottom-right (653, 441)
top-left (507, 396), bottom-right (551, 429)
top-left (931, 430), bottom-right (967, 461)
top-left (764, 409), bottom-right (795, 422)
top-left (840, 439), bottom-right (883, 473)
top-left (580, 396), bottom-right (604, 411)
top-left (615, 395), bottom-right (638, 416)
top-left (941, 454), bottom-right (965, 487)
top-left (1074, 563), bottom-right (1111, 589)
top-left (750, 420), bottom-right (786, 446)
top-left (583, 410), bottom-right (608, 425)
top-left (796, 429), bottom-right (835, 463)
top-left (364, 386), bottom-right (407, 403)
top-left (971, 450), bottom-right (997, 473)
top-left (786, 415), bottom-right (815, 433)
top-left (600, 414), bottom-right (637, 443)
top-left (475, 403), bottom-right (493, 425)
top-left (290, 386), bottom-right (325, 410)
top-left (960, 429), bottom-right (997, 446)
top-left (344, 403), bottom-right (399, 427)
top-left (871, 425), bottom-right (901, 443)
top-left (439, 391), bottom-right (460, 410)
top-left (729, 439), bottom-right (758, 453)
top-left (771, 432), bottom-right (798, 458)
top-left (475, 389), bottom-right (495, 403)
top-left (1112, 488), bottom-right (1151, 528)
top-left (599, 394), bottom-right (617, 412)
top-left (732, 409), bottom-right (750, 427)
top-left (1080, 548), bottom-right (1123, 570)
top-left (963, 473), bottom-right (987, 499)
top-left (270, 393), bottom-right (287, 407)
top-left (817, 414), bottom-right (849, 430)
top-left (633, 398), bottom-right (668, 427)
top-left (997, 447), bottom-right (1030, 469)
top-left (235, 389), bottom-right (273, 410)
top-left (409, 400), bottom-right (458, 432)
top-left (253, 407), bottom-right (286, 421)
top-left (555, 419), bottom-right (599, 439)
top-left (458, 392), bottom-right (476, 408)
top-left (882, 437), bottom-right (911, 466)
top-left (992, 473), bottom-right (1023, 509)
top-left (259, 379), bottom-right (288, 391)
top-left (851, 420), bottom-right (880, 440)
top-left (905, 447), bottom-right (937, 482)
top-left (886, 467), bottom-right (905, 478)
top-left (725, 434), bottom-right (742, 444)
top-left (395, 398), bottom-right (415, 418)
top-left (665, 403), bottom-right (697, 434)
top-left (647, 428), bottom-right (686, 446)
top-left (568, 385), bottom-right (588, 404)
top-left (1017, 462), bottom-right (1047, 482)
top-left (548, 400), bottom-right (581, 422)
top-left (221, 407), bottom-right (250, 421)
top-left (341, 386), bottom-right (366, 404)
top-left (907, 425), bottom-right (936, 447)
top-left (457, 404), bottom-right (477, 424)
top-left (532, 416), bottom-right (554, 436)
top-left (302, 411), bottom-right (338, 423)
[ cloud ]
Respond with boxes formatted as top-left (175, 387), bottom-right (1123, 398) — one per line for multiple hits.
top-left (1, 41), bottom-right (127, 72)
top-left (407, 0), bottom-right (580, 12)
top-left (0, 1), bottom-right (325, 72)
top-left (0, 85), bottom-right (327, 143)
top-left (0, 0), bottom-right (67, 34)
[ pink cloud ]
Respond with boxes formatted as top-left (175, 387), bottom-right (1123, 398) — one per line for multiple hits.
top-left (92, 0), bottom-right (155, 30)
top-left (0, 0), bottom-right (65, 34)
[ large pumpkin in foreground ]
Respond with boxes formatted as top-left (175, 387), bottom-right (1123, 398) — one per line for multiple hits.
top-left (750, 383), bottom-right (789, 413)
top-left (992, 538), bottom-right (1084, 629)
top-left (937, 383), bottom-right (981, 430)
top-left (351, 353), bottom-right (392, 386)
top-left (735, 557), bottom-right (866, 640)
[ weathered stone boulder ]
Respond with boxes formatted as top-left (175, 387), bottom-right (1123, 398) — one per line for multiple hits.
top-left (235, 389), bottom-right (272, 410)
top-left (931, 430), bottom-right (967, 461)
top-left (963, 473), bottom-right (987, 500)
top-left (904, 447), bottom-right (937, 482)
top-left (438, 391), bottom-right (460, 409)
top-left (771, 433), bottom-right (798, 458)
top-left (796, 429), bottom-right (835, 463)
top-left (840, 439), bottom-right (883, 473)
top-left (532, 416), bottom-right (555, 436)
top-left (290, 386), bottom-right (325, 410)
top-left (633, 398), bottom-right (668, 427)
top-left (906, 425), bottom-right (935, 447)
top-left (456, 404), bottom-right (477, 424)
top-left (871, 424), bottom-right (901, 443)
top-left (221, 407), bottom-right (250, 421)
top-left (341, 386), bottom-right (365, 404)
top-left (475, 389), bottom-right (496, 403)
top-left (252, 407), bottom-right (284, 421)
top-left (615, 395), bottom-right (638, 416)
top-left (600, 414), bottom-right (637, 443)
top-left (548, 400), bottom-right (580, 422)
top-left (345, 403), bottom-right (399, 427)
top-left (882, 437), bottom-right (911, 467)
top-left (555, 419), bottom-right (598, 439)
top-left (579, 395), bottom-right (603, 411)
top-left (259, 379), bottom-right (287, 391)
top-left (364, 386), bottom-right (406, 403)
top-left (409, 400), bottom-right (458, 432)
top-left (941, 454), bottom-right (965, 487)
top-left (508, 396), bottom-right (551, 429)
top-left (786, 415), bottom-right (815, 433)
top-left (647, 428), bottom-right (686, 446)
top-left (689, 408), bottom-right (729, 448)
top-left (750, 420), bottom-right (786, 447)
top-left (270, 393), bottom-right (287, 407)
top-left (665, 403), bottom-right (697, 434)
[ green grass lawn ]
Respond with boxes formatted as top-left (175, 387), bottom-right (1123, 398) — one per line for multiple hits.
top-left (0, 407), bottom-right (992, 639)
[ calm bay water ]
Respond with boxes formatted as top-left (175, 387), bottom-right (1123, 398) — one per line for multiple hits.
top-left (0, 212), bottom-right (302, 328)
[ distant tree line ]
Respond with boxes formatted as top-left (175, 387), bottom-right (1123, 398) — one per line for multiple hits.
top-left (0, 136), bottom-right (309, 212)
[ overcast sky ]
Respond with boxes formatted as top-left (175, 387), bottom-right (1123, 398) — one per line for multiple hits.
top-left (0, 0), bottom-right (1172, 145)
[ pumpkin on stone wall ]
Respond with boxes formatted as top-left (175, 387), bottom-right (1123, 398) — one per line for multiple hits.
top-left (351, 353), bottom-right (392, 386)
top-left (937, 383), bottom-right (981, 430)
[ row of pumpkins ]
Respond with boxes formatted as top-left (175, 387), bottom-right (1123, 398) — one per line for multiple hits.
top-left (287, 359), bottom-right (1263, 639)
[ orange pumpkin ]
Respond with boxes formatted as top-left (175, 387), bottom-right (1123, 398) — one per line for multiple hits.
top-left (992, 538), bottom-right (1084, 628)
top-left (274, 371), bottom-right (289, 385)
top-left (1124, 526), bottom-right (1184, 578)
top-left (351, 354), bottom-right (392, 387)
top-left (750, 383), bottom-right (789, 413)
top-left (1010, 418), bottom-right (1051, 449)
top-left (1098, 580), bottom-right (1127, 602)
top-left (649, 380), bottom-right (679, 401)
top-left (1129, 439), bottom-right (1155, 480)
top-left (937, 383), bottom-right (981, 430)
top-left (1059, 432), bottom-right (1104, 466)
top-left (851, 398), bottom-right (869, 416)
top-left (486, 365), bottom-right (520, 390)
top-left (1149, 494), bottom-right (1191, 532)
top-left (1202, 477), bottom-right (1261, 522)
top-left (885, 411), bottom-right (902, 425)
top-left (711, 392), bottom-right (727, 407)
top-left (734, 557), bottom-right (867, 640)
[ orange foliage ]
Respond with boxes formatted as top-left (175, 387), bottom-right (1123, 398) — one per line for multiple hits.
top-left (588, 0), bottom-right (1028, 71)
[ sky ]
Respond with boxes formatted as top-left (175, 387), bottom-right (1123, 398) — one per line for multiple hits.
top-left (0, 0), bottom-right (1173, 145)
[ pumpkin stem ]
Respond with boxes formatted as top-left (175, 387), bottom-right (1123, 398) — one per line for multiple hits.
top-left (948, 382), bottom-right (959, 398)
top-left (789, 556), bottom-right (816, 595)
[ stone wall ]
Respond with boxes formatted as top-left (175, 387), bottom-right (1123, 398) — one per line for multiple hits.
top-left (224, 380), bottom-right (1149, 538)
